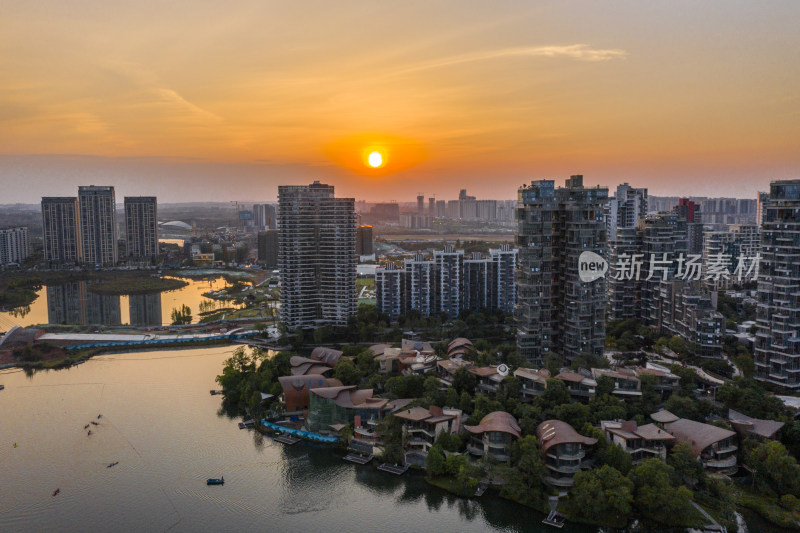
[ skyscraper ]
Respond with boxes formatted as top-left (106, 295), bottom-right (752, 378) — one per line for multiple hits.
top-left (257, 229), bottom-right (279, 267)
top-left (278, 181), bottom-right (356, 330)
top-left (515, 175), bottom-right (608, 365)
top-left (674, 198), bottom-right (703, 254)
top-left (754, 179), bottom-right (800, 389)
top-left (434, 245), bottom-right (464, 319)
top-left (606, 183), bottom-right (647, 241)
top-left (356, 225), bottom-right (374, 255)
top-left (79, 186), bottom-right (118, 266)
top-left (253, 203), bottom-right (277, 230)
top-left (124, 196), bottom-right (158, 260)
top-left (0, 227), bottom-right (30, 265)
top-left (42, 197), bottom-right (81, 264)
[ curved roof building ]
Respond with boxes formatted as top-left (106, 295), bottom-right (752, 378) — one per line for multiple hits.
top-left (465, 411), bottom-right (521, 439)
top-left (278, 375), bottom-right (342, 412)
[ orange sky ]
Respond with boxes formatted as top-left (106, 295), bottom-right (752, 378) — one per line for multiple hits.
top-left (1, 1), bottom-right (798, 202)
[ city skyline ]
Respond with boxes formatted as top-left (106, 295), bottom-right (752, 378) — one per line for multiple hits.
top-left (2, 1), bottom-right (799, 203)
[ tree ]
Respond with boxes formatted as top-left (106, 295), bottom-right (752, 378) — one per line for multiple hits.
top-left (565, 465), bottom-right (634, 526)
top-left (334, 358), bottom-right (361, 386)
top-left (746, 440), bottom-right (800, 496)
top-left (501, 435), bottom-right (546, 506)
top-left (553, 402), bottom-right (591, 431)
top-left (541, 378), bottom-right (570, 408)
top-left (629, 458), bottom-right (694, 524)
top-left (170, 304), bottom-right (192, 325)
top-left (452, 367), bottom-right (477, 394)
top-left (600, 442), bottom-right (633, 476)
top-left (445, 387), bottom-right (460, 408)
top-left (668, 441), bottom-right (704, 487)
top-left (459, 391), bottom-right (472, 414)
top-left (426, 444), bottom-right (447, 476)
top-left (595, 375), bottom-right (616, 397)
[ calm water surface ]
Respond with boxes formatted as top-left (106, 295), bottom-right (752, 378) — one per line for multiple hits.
top-left (0, 346), bottom-right (597, 533)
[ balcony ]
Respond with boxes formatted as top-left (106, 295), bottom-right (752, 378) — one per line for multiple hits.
top-left (704, 455), bottom-right (737, 469)
top-left (467, 443), bottom-right (485, 456)
top-left (544, 476), bottom-right (575, 488)
top-left (547, 448), bottom-right (585, 461)
top-left (546, 462), bottom-right (581, 474)
top-left (715, 444), bottom-right (738, 455)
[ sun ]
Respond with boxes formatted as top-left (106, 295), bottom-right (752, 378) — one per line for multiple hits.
top-left (367, 151), bottom-right (383, 168)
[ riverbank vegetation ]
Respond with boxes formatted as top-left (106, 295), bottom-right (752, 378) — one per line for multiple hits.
top-left (214, 336), bottom-right (800, 531)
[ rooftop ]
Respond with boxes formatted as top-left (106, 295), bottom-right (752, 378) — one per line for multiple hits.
top-left (465, 411), bottom-right (521, 438)
top-left (537, 420), bottom-right (597, 453)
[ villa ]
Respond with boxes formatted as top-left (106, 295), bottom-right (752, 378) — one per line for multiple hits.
top-left (600, 420), bottom-right (675, 463)
top-left (591, 368), bottom-right (642, 397)
top-left (514, 367), bottom-right (550, 400)
top-left (651, 411), bottom-right (739, 475)
top-left (394, 405), bottom-right (462, 466)
top-left (469, 366), bottom-right (504, 394)
top-left (537, 420), bottom-right (597, 490)
top-left (278, 375), bottom-right (343, 413)
top-left (465, 411), bottom-right (521, 462)
top-left (728, 409), bottom-right (784, 441)
top-left (555, 370), bottom-right (597, 400)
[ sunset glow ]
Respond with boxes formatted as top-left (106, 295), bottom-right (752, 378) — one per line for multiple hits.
top-left (0, 1), bottom-right (798, 202)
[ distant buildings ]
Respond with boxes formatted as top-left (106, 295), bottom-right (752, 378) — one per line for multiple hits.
top-left (515, 175), bottom-right (608, 365)
top-left (356, 225), bottom-right (373, 256)
top-left (253, 203), bottom-right (277, 230)
top-left (42, 197), bottom-right (81, 264)
top-left (0, 227), bottom-right (30, 265)
top-left (257, 230), bottom-right (279, 268)
top-left (79, 185), bottom-right (118, 266)
top-left (374, 244), bottom-right (517, 321)
top-left (754, 179), bottom-right (800, 389)
top-left (124, 197), bottom-right (158, 260)
top-left (278, 181), bottom-right (357, 330)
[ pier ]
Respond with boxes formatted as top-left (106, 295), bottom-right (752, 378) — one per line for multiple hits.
top-left (343, 453), bottom-right (373, 465)
top-left (377, 463), bottom-right (409, 475)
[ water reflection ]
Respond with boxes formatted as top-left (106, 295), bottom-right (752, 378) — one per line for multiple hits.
top-left (128, 293), bottom-right (162, 326)
top-left (0, 275), bottom-right (240, 329)
top-left (46, 281), bottom-right (122, 326)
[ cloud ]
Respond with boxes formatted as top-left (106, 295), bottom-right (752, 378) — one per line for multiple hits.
top-left (388, 44), bottom-right (627, 76)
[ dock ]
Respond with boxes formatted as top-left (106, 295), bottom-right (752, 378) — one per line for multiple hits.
top-left (474, 479), bottom-right (489, 497)
top-left (343, 453), bottom-right (374, 465)
top-left (238, 419), bottom-right (255, 429)
top-left (273, 434), bottom-right (301, 445)
top-left (377, 463), bottom-right (410, 475)
top-left (542, 496), bottom-right (565, 528)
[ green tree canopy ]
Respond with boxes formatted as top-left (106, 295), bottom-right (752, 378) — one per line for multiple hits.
top-left (566, 465), bottom-right (634, 526)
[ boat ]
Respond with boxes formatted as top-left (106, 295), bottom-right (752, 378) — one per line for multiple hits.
top-left (87, 430), bottom-right (92, 436)
top-left (91, 421), bottom-right (99, 426)
top-left (0, 384), bottom-right (5, 390)
top-left (97, 414), bottom-right (102, 419)
top-left (84, 424), bottom-right (90, 429)
top-left (52, 488), bottom-right (60, 497)
top-left (107, 461), bottom-right (119, 468)
top-left (13, 442), bottom-right (18, 448)
top-left (206, 476), bottom-right (225, 485)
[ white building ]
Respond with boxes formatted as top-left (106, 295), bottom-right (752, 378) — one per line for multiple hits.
top-left (0, 227), bottom-right (30, 265)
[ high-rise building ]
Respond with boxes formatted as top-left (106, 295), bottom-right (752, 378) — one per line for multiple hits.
top-left (428, 197), bottom-right (436, 217)
top-left (756, 191), bottom-right (769, 227)
top-left (463, 252), bottom-right (493, 311)
top-left (253, 203), bottom-right (277, 230)
top-left (417, 194), bottom-right (425, 213)
top-left (606, 183), bottom-right (647, 241)
top-left (754, 179), bottom-right (800, 389)
top-left (124, 197), bottom-right (158, 260)
top-left (375, 262), bottom-right (404, 321)
top-left (515, 176), bottom-right (608, 365)
top-left (278, 181), bottom-right (356, 330)
top-left (257, 230), bottom-right (279, 267)
top-left (435, 200), bottom-right (446, 218)
top-left (434, 246), bottom-right (464, 319)
top-left (356, 225), bottom-right (374, 255)
top-left (403, 253), bottom-right (436, 317)
top-left (78, 186), bottom-right (118, 266)
top-left (639, 212), bottom-right (688, 327)
top-left (0, 227), bottom-right (30, 265)
top-left (607, 227), bottom-right (641, 322)
top-left (42, 197), bottom-right (81, 264)
top-left (702, 224), bottom-right (760, 290)
top-left (674, 198), bottom-right (703, 254)
top-left (490, 244), bottom-right (517, 313)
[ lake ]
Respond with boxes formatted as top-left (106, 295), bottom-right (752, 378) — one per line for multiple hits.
top-left (0, 276), bottom-right (244, 329)
top-left (0, 346), bottom-right (595, 533)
